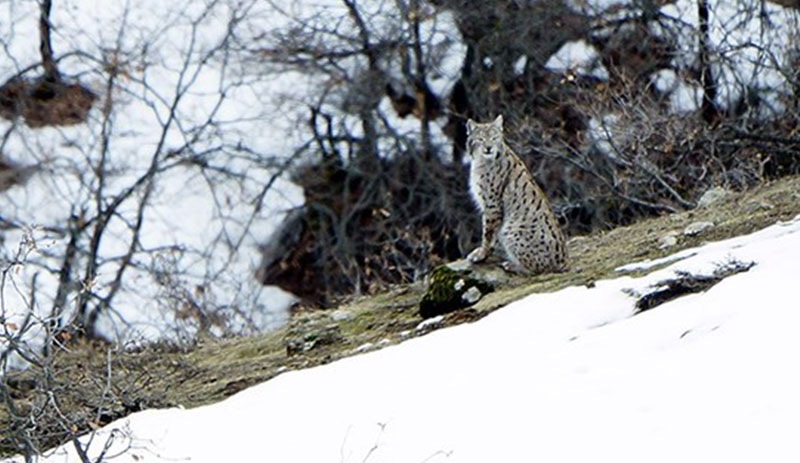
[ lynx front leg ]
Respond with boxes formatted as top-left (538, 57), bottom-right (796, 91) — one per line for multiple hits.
top-left (468, 207), bottom-right (502, 263)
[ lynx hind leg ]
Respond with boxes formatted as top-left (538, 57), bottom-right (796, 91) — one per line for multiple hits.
top-left (502, 248), bottom-right (542, 275)
top-left (498, 228), bottom-right (532, 274)
top-left (501, 227), bottom-right (561, 275)
top-left (551, 237), bottom-right (569, 272)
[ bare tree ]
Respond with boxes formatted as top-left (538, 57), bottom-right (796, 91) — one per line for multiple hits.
top-left (516, 0), bottom-right (800, 232)
top-left (247, 0), bottom-right (476, 305)
top-left (38, 0), bottom-right (60, 83)
top-left (0, 229), bottom-right (137, 461)
top-left (2, 0), bottom-right (297, 341)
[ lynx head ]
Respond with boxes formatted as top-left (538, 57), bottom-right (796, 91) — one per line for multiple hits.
top-left (466, 115), bottom-right (504, 161)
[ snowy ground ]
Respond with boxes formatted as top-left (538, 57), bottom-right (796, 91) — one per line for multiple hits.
top-left (7, 214), bottom-right (799, 463)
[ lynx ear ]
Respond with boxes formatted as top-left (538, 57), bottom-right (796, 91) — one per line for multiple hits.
top-left (466, 119), bottom-right (477, 134)
top-left (492, 114), bottom-right (504, 129)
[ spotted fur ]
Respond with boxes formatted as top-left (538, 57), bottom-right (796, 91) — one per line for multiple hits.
top-left (465, 115), bottom-right (567, 274)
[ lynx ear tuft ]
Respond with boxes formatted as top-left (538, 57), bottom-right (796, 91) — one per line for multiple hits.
top-left (492, 114), bottom-right (504, 129)
top-left (466, 119), bottom-right (476, 134)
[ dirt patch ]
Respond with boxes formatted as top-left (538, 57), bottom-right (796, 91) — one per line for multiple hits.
top-left (0, 77), bottom-right (96, 128)
top-left (630, 259), bottom-right (755, 313)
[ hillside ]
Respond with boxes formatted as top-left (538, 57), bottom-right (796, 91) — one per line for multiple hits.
top-left (5, 176), bottom-right (800, 462)
top-left (3, 174), bottom-right (800, 457)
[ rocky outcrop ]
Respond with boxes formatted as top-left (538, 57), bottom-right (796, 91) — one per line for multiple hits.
top-left (418, 262), bottom-right (497, 319)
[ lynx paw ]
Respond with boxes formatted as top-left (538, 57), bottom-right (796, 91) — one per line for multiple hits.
top-left (501, 261), bottom-right (523, 274)
top-left (467, 247), bottom-right (488, 263)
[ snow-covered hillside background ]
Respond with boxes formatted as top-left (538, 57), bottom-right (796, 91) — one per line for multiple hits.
top-left (6, 210), bottom-right (800, 463)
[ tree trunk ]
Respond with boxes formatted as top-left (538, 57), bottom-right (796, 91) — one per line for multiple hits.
top-left (39, 0), bottom-right (61, 82)
top-left (697, 0), bottom-right (719, 124)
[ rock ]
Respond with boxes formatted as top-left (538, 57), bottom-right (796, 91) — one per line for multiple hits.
top-left (462, 286), bottom-right (482, 304)
top-left (329, 309), bottom-right (353, 322)
top-left (445, 259), bottom-right (473, 272)
top-left (658, 231), bottom-right (679, 249)
top-left (697, 186), bottom-right (730, 208)
top-left (446, 258), bottom-right (509, 286)
top-left (353, 342), bottom-right (374, 354)
top-left (416, 315), bottom-right (444, 332)
top-left (419, 265), bottom-right (495, 319)
top-left (683, 221), bottom-right (714, 236)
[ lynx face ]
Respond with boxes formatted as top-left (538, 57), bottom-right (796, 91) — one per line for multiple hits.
top-left (466, 115), bottom-right (504, 160)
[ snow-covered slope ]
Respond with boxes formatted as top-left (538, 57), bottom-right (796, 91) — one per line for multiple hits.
top-left (9, 214), bottom-right (800, 463)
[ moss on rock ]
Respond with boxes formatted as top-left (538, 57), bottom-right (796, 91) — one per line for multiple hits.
top-left (419, 265), bottom-right (495, 318)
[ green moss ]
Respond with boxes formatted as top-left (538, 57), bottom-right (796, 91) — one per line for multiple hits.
top-left (419, 265), bottom-right (495, 318)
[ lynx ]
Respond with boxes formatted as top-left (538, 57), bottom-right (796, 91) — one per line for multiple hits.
top-left (465, 115), bottom-right (568, 274)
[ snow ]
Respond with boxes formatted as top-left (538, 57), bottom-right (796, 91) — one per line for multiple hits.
top-left (10, 214), bottom-right (800, 463)
top-left (651, 68), bottom-right (703, 114)
top-left (652, 0), bottom-right (797, 115)
top-left (545, 39), bottom-right (609, 81)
